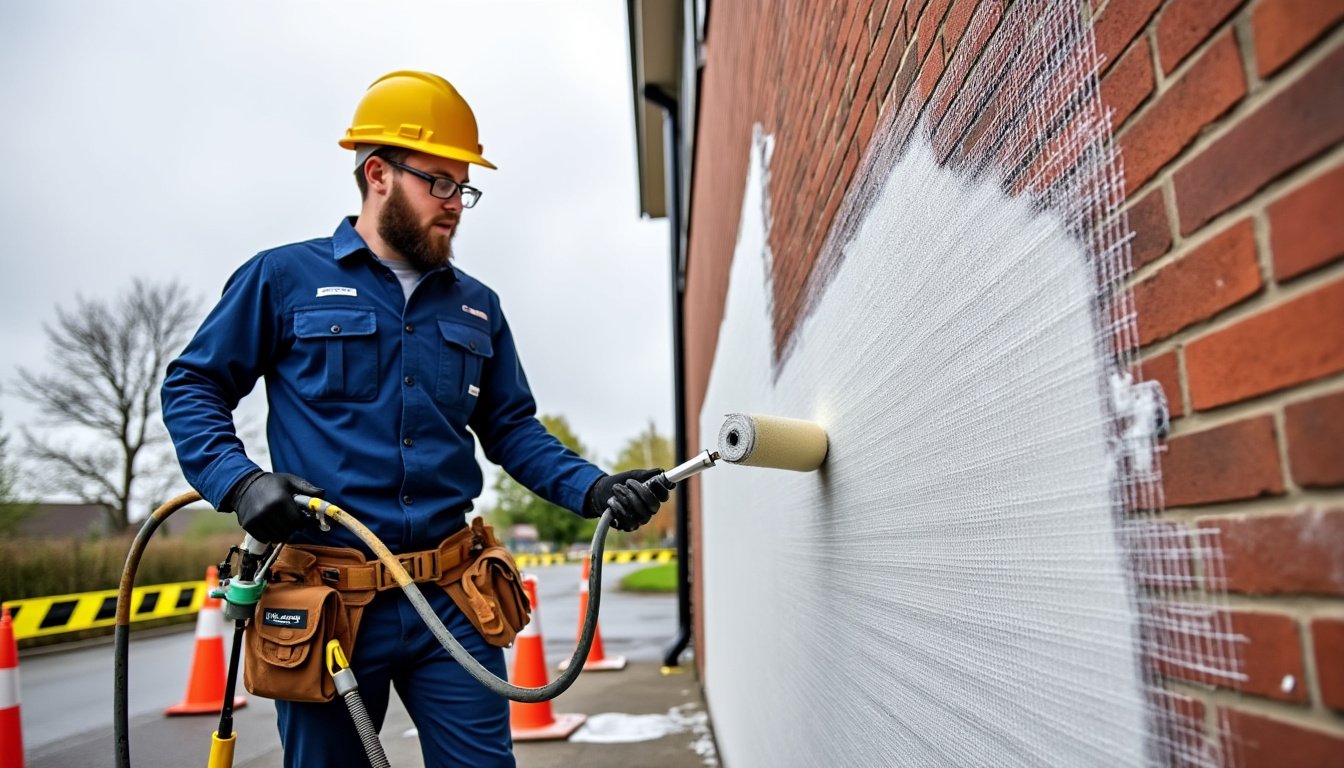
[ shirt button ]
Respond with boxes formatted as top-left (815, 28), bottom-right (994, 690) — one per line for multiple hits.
top-left (383, 273), bottom-right (394, 281)
top-left (402, 495), bottom-right (413, 505)
top-left (404, 376), bottom-right (414, 386)
top-left (403, 437), bottom-right (413, 447)
top-left (405, 324), bottom-right (415, 333)
top-left (330, 324), bottom-right (341, 334)
top-left (469, 340), bottom-right (477, 351)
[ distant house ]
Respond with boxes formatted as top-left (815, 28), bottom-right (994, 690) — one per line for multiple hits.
top-left (13, 501), bottom-right (227, 538)
top-left (15, 503), bottom-right (109, 538)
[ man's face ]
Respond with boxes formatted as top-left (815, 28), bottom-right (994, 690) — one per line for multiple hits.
top-left (376, 153), bottom-right (470, 272)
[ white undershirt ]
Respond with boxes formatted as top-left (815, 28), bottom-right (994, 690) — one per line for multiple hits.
top-left (378, 258), bottom-right (422, 303)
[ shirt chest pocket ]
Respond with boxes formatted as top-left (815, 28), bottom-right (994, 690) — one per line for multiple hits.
top-left (436, 320), bottom-right (493, 415)
top-left (292, 308), bottom-right (380, 401)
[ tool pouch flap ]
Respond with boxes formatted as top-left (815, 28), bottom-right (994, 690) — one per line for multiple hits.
top-left (245, 584), bottom-right (348, 702)
top-left (441, 521), bottom-right (531, 648)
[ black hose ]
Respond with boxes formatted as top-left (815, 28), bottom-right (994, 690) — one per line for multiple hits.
top-left (116, 490), bottom-right (622, 766)
top-left (309, 497), bottom-right (616, 702)
top-left (114, 491), bottom-right (203, 768)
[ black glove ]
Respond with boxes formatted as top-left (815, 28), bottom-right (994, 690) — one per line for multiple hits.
top-left (584, 469), bottom-right (670, 532)
top-left (224, 471), bottom-right (323, 543)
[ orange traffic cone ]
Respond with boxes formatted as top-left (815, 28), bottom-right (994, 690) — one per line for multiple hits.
top-left (510, 574), bottom-right (585, 741)
top-left (165, 566), bottom-right (246, 716)
top-left (558, 555), bottom-right (626, 672)
top-left (1, 606), bottom-right (23, 768)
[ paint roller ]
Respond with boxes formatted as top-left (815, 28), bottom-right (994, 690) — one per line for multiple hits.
top-left (652, 413), bottom-right (830, 488)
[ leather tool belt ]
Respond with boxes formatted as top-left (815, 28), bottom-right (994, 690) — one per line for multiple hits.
top-left (244, 517), bottom-right (531, 703)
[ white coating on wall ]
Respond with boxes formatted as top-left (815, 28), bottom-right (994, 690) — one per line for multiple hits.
top-left (698, 131), bottom-right (1149, 767)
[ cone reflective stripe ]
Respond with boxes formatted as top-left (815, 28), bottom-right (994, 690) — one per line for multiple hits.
top-left (1, 606), bottom-right (23, 768)
top-left (509, 574), bottom-right (584, 741)
top-left (558, 555), bottom-right (626, 672)
top-left (165, 566), bottom-right (246, 716)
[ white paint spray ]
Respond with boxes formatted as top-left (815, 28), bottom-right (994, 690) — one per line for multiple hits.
top-left (701, 127), bottom-right (1149, 768)
top-left (695, 1), bottom-right (1238, 765)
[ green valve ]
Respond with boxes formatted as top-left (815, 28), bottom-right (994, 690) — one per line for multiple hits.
top-left (222, 580), bottom-right (267, 607)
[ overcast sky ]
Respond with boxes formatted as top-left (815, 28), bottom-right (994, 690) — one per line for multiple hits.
top-left (0, 1), bottom-right (674, 507)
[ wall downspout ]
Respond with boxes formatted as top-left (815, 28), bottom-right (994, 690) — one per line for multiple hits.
top-left (642, 83), bottom-right (690, 670)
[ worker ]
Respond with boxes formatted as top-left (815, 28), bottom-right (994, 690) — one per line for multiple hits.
top-left (160, 70), bottom-right (669, 767)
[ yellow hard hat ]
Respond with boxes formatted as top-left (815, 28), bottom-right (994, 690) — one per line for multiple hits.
top-left (340, 71), bottom-right (496, 169)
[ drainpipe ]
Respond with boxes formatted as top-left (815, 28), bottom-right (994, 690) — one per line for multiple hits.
top-left (642, 83), bottom-right (690, 670)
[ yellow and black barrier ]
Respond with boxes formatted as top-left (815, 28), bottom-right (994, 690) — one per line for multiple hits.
top-left (2, 580), bottom-right (206, 641)
top-left (513, 548), bottom-right (675, 569)
top-left (4, 549), bottom-right (675, 639)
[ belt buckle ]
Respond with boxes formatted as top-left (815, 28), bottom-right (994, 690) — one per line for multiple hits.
top-left (388, 549), bottom-right (440, 587)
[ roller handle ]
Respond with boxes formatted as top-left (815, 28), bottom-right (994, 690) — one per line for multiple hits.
top-left (655, 449), bottom-right (721, 487)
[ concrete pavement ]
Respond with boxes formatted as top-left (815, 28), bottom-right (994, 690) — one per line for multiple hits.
top-left (232, 662), bottom-right (717, 767)
top-left (21, 561), bottom-right (719, 767)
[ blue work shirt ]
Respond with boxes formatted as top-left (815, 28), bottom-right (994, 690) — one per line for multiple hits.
top-left (162, 217), bottom-right (603, 554)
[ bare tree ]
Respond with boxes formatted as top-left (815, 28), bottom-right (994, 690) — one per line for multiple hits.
top-left (17, 279), bottom-right (198, 531)
top-left (0, 412), bottom-right (34, 535)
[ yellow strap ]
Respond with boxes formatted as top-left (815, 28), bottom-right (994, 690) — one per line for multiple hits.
top-left (326, 639), bottom-right (349, 677)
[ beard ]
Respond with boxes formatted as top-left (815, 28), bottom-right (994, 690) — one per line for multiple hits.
top-left (377, 181), bottom-right (459, 272)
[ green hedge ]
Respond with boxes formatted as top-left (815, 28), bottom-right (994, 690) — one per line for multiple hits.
top-left (0, 532), bottom-right (240, 606)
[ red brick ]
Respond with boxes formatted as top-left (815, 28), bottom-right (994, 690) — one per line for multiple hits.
top-left (1253, 0), bottom-right (1344, 77)
top-left (1220, 707), bottom-right (1344, 768)
top-left (880, 36), bottom-right (918, 112)
top-left (1150, 691), bottom-right (1211, 763)
top-left (1270, 163), bottom-right (1344, 281)
top-left (905, 0), bottom-right (931, 40)
top-left (1185, 277), bottom-right (1344, 409)
top-left (1232, 611), bottom-right (1308, 701)
top-left (1137, 349), bottom-right (1185, 418)
top-left (1174, 42), bottom-right (1344, 235)
top-left (1199, 508), bottom-right (1344, 595)
top-left (917, 0), bottom-right (950, 60)
top-left (1155, 610), bottom-right (1305, 701)
top-left (918, 40), bottom-right (945, 101)
top-left (1162, 415), bottom-right (1284, 506)
top-left (943, 0), bottom-right (977, 52)
top-left (854, 6), bottom-right (900, 106)
top-left (1155, 0), bottom-right (1242, 73)
top-left (1315, 618), bottom-right (1344, 711)
top-left (1133, 218), bottom-right (1262, 345)
top-left (1285, 389), bottom-right (1344, 487)
top-left (1128, 186), bottom-right (1172, 269)
top-left (1121, 30), bottom-right (1246, 194)
top-left (1095, 0), bottom-right (1162, 75)
top-left (1102, 37), bottom-right (1156, 129)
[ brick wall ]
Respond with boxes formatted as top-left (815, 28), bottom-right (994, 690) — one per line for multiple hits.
top-left (1111, 0), bottom-right (1344, 761)
top-left (686, 0), bottom-right (1343, 759)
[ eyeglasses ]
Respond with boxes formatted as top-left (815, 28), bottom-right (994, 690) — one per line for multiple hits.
top-left (382, 158), bottom-right (482, 208)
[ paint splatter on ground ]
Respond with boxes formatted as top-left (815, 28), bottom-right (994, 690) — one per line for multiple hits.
top-left (570, 703), bottom-right (719, 765)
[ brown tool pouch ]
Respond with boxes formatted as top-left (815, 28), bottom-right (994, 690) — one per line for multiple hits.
top-left (243, 581), bottom-right (350, 703)
top-left (244, 519), bottom-right (532, 702)
top-left (439, 522), bottom-right (531, 647)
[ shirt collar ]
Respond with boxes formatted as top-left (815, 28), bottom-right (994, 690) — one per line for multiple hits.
top-left (332, 217), bottom-right (368, 262)
top-left (331, 215), bottom-right (459, 282)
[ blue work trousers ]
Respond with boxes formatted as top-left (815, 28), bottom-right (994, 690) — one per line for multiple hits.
top-left (275, 586), bottom-right (514, 767)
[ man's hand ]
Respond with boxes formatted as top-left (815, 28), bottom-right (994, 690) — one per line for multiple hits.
top-left (584, 469), bottom-right (671, 532)
top-left (225, 471), bottom-right (324, 543)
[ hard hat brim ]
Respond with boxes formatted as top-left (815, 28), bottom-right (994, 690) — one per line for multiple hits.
top-left (338, 136), bottom-right (497, 170)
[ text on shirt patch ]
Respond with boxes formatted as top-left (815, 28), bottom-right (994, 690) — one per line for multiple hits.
top-left (317, 287), bottom-right (358, 297)
top-left (461, 304), bottom-right (488, 321)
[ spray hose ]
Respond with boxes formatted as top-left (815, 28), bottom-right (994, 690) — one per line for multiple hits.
top-left (113, 490), bottom-right (626, 768)
top-left (295, 494), bottom-right (615, 703)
